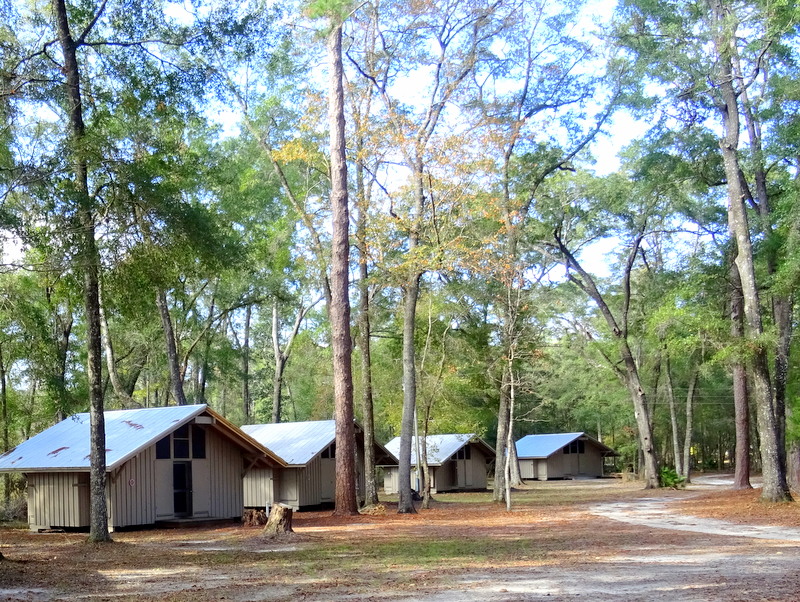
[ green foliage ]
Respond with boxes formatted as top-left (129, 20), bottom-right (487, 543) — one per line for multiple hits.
top-left (659, 466), bottom-right (685, 489)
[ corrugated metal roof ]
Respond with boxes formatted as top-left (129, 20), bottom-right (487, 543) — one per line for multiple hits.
top-left (384, 434), bottom-right (477, 466)
top-left (0, 405), bottom-right (208, 472)
top-left (515, 433), bottom-right (583, 459)
top-left (242, 420), bottom-right (336, 466)
top-left (514, 432), bottom-right (617, 459)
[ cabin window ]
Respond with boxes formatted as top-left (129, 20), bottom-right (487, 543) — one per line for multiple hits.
top-left (156, 436), bottom-right (171, 459)
top-left (455, 446), bottom-right (471, 460)
top-left (563, 441), bottom-right (585, 455)
top-left (156, 424), bottom-right (206, 459)
top-left (321, 444), bottom-right (336, 459)
top-left (192, 425), bottom-right (206, 459)
top-left (173, 425), bottom-right (190, 459)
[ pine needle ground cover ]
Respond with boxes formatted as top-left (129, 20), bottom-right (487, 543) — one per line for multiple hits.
top-left (2, 479), bottom-right (800, 600)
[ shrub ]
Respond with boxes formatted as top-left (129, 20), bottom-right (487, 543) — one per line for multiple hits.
top-left (659, 466), bottom-right (686, 489)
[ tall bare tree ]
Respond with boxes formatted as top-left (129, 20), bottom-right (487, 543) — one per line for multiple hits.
top-left (327, 13), bottom-right (358, 516)
top-left (53, 0), bottom-right (111, 542)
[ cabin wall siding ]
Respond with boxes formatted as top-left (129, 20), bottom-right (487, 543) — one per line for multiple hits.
top-left (243, 467), bottom-right (274, 508)
top-left (383, 467), bottom-right (399, 495)
top-left (107, 446), bottom-right (156, 529)
top-left (27, 472), bottom-right (89, 531)
top-left (297, 457), bottom-right (322, 508)
top-left (207, 429), bottom-right (244, 519)
top-left (278, 468), bottom-right (300, 508)
top-left (435, 463), bottom-right (453, 492)
top-left (519, 459), bottom-right (536, 480)
top-left (468, 447), bottom-right (488, 489)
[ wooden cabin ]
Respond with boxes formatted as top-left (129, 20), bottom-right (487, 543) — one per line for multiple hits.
top-left (0, 404), bottom-right (284, 531)
top-left (515, 432), bottom-right (616, 480)
top-left (242, 420), bottom-right (396, 511)
top-left (382, 434), bottom-right (495, 494)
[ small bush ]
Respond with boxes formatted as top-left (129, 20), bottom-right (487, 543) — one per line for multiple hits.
top-left (1, 474), bottom-right (28, 523)
top-left (0, 494), bottom-right (27, 523)
top-left (659, 466), bottom-right (686, 489)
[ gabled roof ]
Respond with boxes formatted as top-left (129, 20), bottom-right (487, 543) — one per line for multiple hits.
top-left (0, 404), bottom-right (285, 473)
top-left (515, 432), bottom-right (616, 459)
top-left (242, 420), bottom-right (336, 466)
top-left (242, 420), bottom-right (399, 467)
top-left (383, 434), bottom-right (495, 466)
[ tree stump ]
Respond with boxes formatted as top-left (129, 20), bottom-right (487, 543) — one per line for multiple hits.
top-left (243, 508), bottom-right (268, 527)
top-left (263, 503), bottom-right (293, 538)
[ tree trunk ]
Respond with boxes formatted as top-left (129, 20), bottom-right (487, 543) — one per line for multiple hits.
top-left (735, 44), bottom-right (793, 483)
top-left (709, 0), bottom-right (790, 503)
top-left (156, 289), bottom-right (187, 406)
top-left (54, 0), bottom-right (111, 543)
top-left (664, 356), bottom-right (682, 475)
top-left (397, 272), bottom-right (421, 514)
top-left (99, 286), bottom-right (137, 408)
top-left (1, 344), bottom-right (9, 504)
top-left (682, 368), bottom-right (698, 484)
top-left (787, 440), bottom-right (800, 491)
top-left (493, 369), bottom-right (510, 501)
top-left (508, 435), bottom-right (523, 487)
top-left (619, 341), bottom-right (659, 488)
top-left (263, 503), bottom-right (293, 537)
top-left (555, 233), bottom-right (659, 488)
top-left (505, 359), bottom-right (516, 511)
top-left (271, 302), bottom-right (285, 423)
top-left (729, 263), bottom-right (752, 490)
top-left (242, 303), bottom-right (251, 421)
top-left (270, 300), bottom-right (312, 424)
top-left (196, 293), bottom-right (216, 404)
top-left (328, 22), bottom-right (358, 516)
top-left (357, 208), bottom-right (379, 507)
top-left (352, 118), bottom-right (379, 508)
top-left (420, 421), bottom-right (432, 510)
top-left (773, 297), bottom-right (792, 475)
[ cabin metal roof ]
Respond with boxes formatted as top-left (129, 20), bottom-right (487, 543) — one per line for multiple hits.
top-left (242, 420), bottom-right (398, 467)
top-left (242, 420), bottom-right (336, 466)
top-left (0, 404), bottom-right (284, 472)
top-left (383, 434), bottom-right (494, 466)
top-left (515, 432), bottom-right (616, 459)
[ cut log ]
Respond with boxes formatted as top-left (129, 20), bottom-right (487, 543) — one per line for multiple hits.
top-left (263, 503), bottom-right (293, 538)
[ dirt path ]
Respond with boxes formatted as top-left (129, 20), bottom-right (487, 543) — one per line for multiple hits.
top-left (591, 498), bottom-right (800, 542)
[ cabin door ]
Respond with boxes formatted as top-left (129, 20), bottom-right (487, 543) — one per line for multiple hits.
top-left (455, 446), bottom-right (473, 488)
top-left (173, 461), bottom-right (193, 517)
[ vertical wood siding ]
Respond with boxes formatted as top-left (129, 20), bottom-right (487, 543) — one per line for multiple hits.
top-left (278, 468), bottom-right (299, 508)
top-left (318, 457), bottom-right (335, 503)
top-left (154, 458), bottom-right (173, 518)
top-left (207, 429), bottom-right (244, 518)
top-left (107, 446), bottom-right (156, 529)
top-left (298, 458), bottom-right (321, 507)
top-left (243, 467), bottom-right (273, 508)
top-left (468, 447), bottom-right (488, 489)
top-left (519, 459), bottom-right (535, 480)
top-left (27, 472), bottom-right (89, 530)
top-left (383, 467), bottom-right (398, 495)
